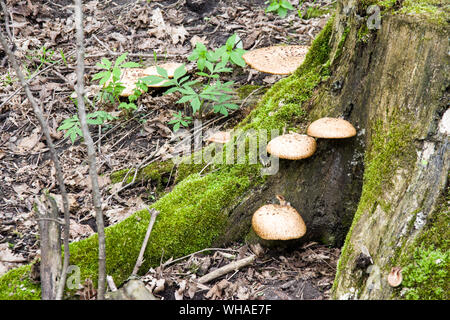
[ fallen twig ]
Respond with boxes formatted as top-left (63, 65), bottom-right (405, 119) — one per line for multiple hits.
top-left (197, 254), bottom-right (256, 284)
top-left (162, 248), bottom-right (240, 269)
top-left (132, 208), bottom-right (160, 276)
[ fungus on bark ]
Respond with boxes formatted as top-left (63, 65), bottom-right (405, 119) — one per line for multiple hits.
top-left (306, 117), bottom-right (356, 139)
top-left (242, 45), bottom-right (309, 75)
top-left (252, 195), bottom-right (306, 240)
top-left (266, 133), bottom-right (316, 160)
top-left (387, 267), bottom-right (403, 287)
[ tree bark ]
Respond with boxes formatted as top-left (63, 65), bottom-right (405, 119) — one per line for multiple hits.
top-left (73, 0), bottom-right (106, 300)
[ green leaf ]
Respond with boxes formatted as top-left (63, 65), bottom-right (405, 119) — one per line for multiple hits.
top-left (58, 119), bottom-right (77, 131)
top-left (100, 58), bottom-right (112, 69)
top-left (205, 61), bottom-right (214, 73)
top-left (277, 7), bottom-right (288, 17)
top-left (163, 87), bottom-right (179, 95)
top-left (114, 53), bottom-right (128, 68)
top-left (188, 51), bottom-right (199, 61)
top-left (177, 75), bottom-right (191, 86)
top-left (112, 67), bottom-right (122, 81)
top-left (197, 58), bottom-right (206, 72)
top-left (156, 66), bottom-right (169, 78)
top-left (280, 0), bottom-right (294, 10)
top-left (141, 75), bottom-right (165, 85)
top-left (195, 42), bottom-right (207, 52)
top-left (191, 97), bottom-right (201, 113)
top-left (173, 64), bottom-right (187, 80)
top-left (226, 34), bottom-right (237, 50)
top-left (177, 95), bottom-right (194, 104)
top-left (173, 122), bottom-right (180, 132)
top-left (196, 72), bottom-right (210, 77)
top-left (92, 71), bottom-right (110, 81)
top-left (266, 2), bottom-right (280, 12)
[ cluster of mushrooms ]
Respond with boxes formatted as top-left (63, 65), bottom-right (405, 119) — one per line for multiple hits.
top-left (252, 117), bottom-right (357, 241)
top-left (240, 44), bottom-right (358, 242)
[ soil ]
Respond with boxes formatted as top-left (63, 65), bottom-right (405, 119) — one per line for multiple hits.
top-left (0, 0), bottom-right (337, 299)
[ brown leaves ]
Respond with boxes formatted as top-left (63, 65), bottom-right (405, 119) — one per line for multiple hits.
top-left (139, 242), bottom-right (339, 301)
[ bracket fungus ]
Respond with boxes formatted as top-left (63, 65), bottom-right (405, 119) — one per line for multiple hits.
top-left (306, 117), bottom-right (357, 139)
top-left (242, 45), bottom-right (310, 75)
top-left (113, 62), bottom-right (183, 97)
top-left (387, 267), bottom-right (403, 287)
top-left (252, 195), bottom-right (306, 240)
top-left (266, 133), bottom-right (316, 160)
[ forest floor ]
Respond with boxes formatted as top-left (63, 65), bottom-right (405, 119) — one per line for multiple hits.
top-left (0, 0), bottom-right (338, 300)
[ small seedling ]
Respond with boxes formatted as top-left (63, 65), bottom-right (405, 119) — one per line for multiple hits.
top-left (59, 52), bottom-right (140, 143)
top-left (168, 111), bottom-right (193, 132)
top-left (265, 0), bottom-right (295, 18)
top-left (57, 110), bottom-right (117, 143)
top-left (92, 52), bottom-right (141, 105)
top-left (144, 34), bottom-right (245, 132)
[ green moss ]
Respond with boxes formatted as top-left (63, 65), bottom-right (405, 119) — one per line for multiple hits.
top-left (333, 112), bottom-right (417, 293)
top-left (334, 27), bottom-right (350, 61)
top-left (395, 187), bottom-right (450, 299)
top-left (397, 0), bottom-right (449, 26)
top-left (402, 246), bottom-right (449, 299)
top-left (358, 0), bottom-right (449, 26)
top-left (301, 6), bottom-right (330, 20)
top-left (0, 265), bottom-right (41, 300)
top-left (110, 158), bottom-right (206, 191)
top-left (110, 161), bottom-right (173, 185)
top-left (237, 85), bottom-right (265, 100)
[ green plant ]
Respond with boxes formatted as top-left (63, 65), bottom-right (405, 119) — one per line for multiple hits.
top-left (92, 53), bottom-right (141, 105)
top-left (143, 35), bottom-right (244, 131)
top-left (58, 53), bottom-right (140, 143)
top-left (188, 34), bottom-right (246, 70)
top-left (213, 34), bottom-right (247, 68)
top-left (58, 110), bottom-right (117, 143)
top-left (402, 246), bottom-right (449, 300)
top-left (297, 0), bottom-right (321, 19)
top-left (265, 0), bottom-right (295, 18)
top-left (60, 49), bottom-right (69, 68)
top-left (168, 111), bottom-right (193, 132)
top-left (23, 46), bottom-right (58, 78)
top-left (118, 79), bottom-right (149, 112)
top-left (1, 71), bottom-right (14, 87)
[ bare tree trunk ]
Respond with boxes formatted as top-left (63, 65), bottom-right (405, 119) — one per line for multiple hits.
top-left (73, 0), bottom-right (106, 300)
top-left (0, 11), bottom-right (71, 300)
top-left (35, 195), bottom-right (62, 300)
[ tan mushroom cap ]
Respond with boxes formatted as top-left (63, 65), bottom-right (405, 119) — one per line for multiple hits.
top-left (266, 133), bottom-right (316, 160)
top-left (242, 45), bottom-right (309, 75)
top-left (307, 117), bottom-right (357, 139)
top-left (112, 62), bottom-right (183, 97)
top-left (206, 131), bottom-right (231, 144)
top-left (252, 203), bottom-right (306, 240)
top-left (387, 267), bottom-right (403, 287)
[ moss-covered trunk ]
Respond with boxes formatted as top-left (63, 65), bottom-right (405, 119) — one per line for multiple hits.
top-left (1, 0), bottom-right (448, 300)
top-left (327, 1), bottom-right (449, 299)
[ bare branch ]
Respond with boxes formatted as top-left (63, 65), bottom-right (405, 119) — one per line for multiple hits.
top-left (73, 0), bottom-right (106, 300)
top-left (197, 254), bottom-right (256, 284)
